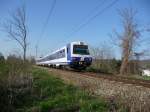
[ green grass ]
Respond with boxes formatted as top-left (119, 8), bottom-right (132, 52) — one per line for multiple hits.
top-left (0, 61), bottom-right (108, 112)
top-left (142, 76), bottom-right (150, 80)
top-left (124, 74), bottom-right (150, 81)
top-left (23, 68), bottom-right (108, 112)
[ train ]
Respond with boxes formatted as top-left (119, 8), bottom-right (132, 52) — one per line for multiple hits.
top-left (36, 41), bottom-right (92, 70)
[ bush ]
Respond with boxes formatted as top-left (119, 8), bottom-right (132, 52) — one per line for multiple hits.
top-left (87, 59), bottom-right (121, 74)
top-left (0, 55), bottom-right (33, 112)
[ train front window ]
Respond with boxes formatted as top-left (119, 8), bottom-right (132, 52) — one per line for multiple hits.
top-left (73, 45), bottom-right (89, 55)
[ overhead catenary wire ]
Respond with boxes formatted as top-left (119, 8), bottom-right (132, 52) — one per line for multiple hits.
top-left (37, 0), bottom-right (56, 45)
top-left (62, 0), bottom-right (119, 43)
top-left (36, 0), bottom-right (56, 57)
top-left (47, 0), bottom-right (108, 52)
top-left (40, 0), bottom-right (119, 57)
top-left (69, 0), bottom-right (107, 32)
top-left (49, 0), bottom-right (111, 50)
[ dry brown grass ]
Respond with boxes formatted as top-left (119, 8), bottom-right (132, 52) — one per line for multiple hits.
top-left (49, 68), bottom-right (150, 112)
top-left (0, 56), bottom-right (33, 111)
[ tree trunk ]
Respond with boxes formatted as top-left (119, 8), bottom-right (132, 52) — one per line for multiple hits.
top-left (120, 56), bottom-right (129, 75)
top-left (23, 47), bottom-right (26, 62)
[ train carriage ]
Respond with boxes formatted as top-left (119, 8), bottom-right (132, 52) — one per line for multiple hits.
top-left (36, 41), bottom-right (92, 70)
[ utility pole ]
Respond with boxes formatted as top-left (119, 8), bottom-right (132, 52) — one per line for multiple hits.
top-left (35, 44), bottom-right (38, 58)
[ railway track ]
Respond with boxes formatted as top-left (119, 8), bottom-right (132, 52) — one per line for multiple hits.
top-left (38, 66), bottom-right (150, 88)
top-left (52, 68), bottom-right (150, 88)
top-left (41, 67), bottom-right (150, 112)
top-left (82, 72), bottom-right (150, 88)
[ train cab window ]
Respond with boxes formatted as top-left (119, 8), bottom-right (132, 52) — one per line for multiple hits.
top-left (73, 45), bottom-right (89, 55)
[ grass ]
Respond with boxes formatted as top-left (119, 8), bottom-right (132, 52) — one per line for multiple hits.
top-left (24, 68), bottom-right (108, 112)
top-left (1, 59), bottom-right (149, 112)
top-left (122, 74), bottom-right (150, 81)
top-left (87, 65), bottom-right (150, 81)
top-left (0, 59), bottom-right (108, 112)
top-left (142, 76), bottom-right (150, 80)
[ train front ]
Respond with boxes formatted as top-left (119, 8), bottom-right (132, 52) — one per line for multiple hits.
top-left (69, 42), bottom-right (92, 69)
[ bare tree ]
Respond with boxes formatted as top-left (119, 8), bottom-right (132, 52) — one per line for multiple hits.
top-left (89, 44), bottom-right (115, 73)
top-left (3, 6), bottom-right (27, 62)
top-left (90, 43), bottom-right (114, 60)
top-left (111, 8), bottom-right (140, 75)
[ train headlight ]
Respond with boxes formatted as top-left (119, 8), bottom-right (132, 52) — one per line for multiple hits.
top-left (89, 57), bottom-right (92, 61)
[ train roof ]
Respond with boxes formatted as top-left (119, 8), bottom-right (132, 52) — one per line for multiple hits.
top-left (36, 41), bottom-right (88, 60)
top-left (70, 41), bottom-right (88, 45)
top-left (36, 46), bottom-right (66, 60)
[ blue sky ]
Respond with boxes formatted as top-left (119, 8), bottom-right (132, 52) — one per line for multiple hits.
top-left (0, 0), bottom-right (150, 58)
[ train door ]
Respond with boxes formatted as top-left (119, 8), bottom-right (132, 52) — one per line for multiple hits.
top-left (67, 44), bottom-right (71, 62)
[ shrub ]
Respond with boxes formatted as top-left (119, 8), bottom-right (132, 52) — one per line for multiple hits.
top-left (0, 59), bottom-right (108, 112)
top-left (0, 55), bottom-right (33, 112)
top-left (87, 59), bottom-right (121, 74)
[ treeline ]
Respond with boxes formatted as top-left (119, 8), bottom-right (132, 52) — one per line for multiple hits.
top-left (87, 45), bottom-right (146, 75)
top-left (87, 8), bottom-right (150, 75)
top-left (87, 58), bottom-right (121, 74)
top-left (87, 58), bottom-right (142, 75)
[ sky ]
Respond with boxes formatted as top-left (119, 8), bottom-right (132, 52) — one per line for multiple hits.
top-left (0, 0), bottom-right (150, 59)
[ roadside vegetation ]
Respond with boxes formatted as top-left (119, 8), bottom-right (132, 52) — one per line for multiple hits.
top-left (0, 55), bottom-right (108, 112)
top-left (31, 68), bottom-right (108, 112)
top-left (129, 75), bottom-right (150, 81)
top-left (87, 59), bottom-right (150, 81)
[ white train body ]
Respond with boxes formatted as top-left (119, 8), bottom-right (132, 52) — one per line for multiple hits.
top-left (36, 41), bottom-right (92, 69)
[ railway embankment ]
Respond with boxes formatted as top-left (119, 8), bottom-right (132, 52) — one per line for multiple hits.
top-left (48, 68), bottom-right (150, 112)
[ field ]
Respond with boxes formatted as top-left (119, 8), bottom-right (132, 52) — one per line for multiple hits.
top-left (1, 58), bottom-right (150, 112)
top-left (29, 68), bottom-right (108, 112)
top-left (0, 60), bottom-right (108, 112)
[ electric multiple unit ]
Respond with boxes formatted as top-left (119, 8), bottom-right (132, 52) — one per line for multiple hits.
top-left (36, 41), bottom-right (92, 69)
